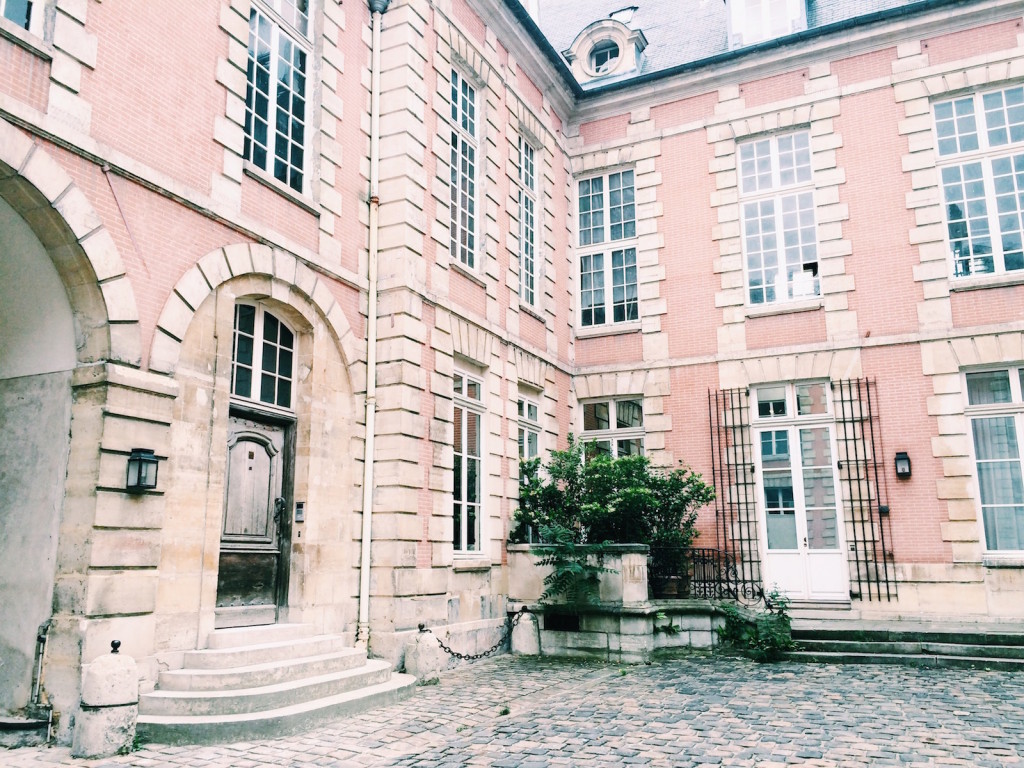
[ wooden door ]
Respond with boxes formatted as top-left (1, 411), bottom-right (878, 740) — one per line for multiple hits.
top-left (216, 415), bottom-right (289, 626)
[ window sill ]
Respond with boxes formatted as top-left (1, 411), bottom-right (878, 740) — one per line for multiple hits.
top-left (745, 298), bottom-right (823, 318)
top-left (950, 272), bottom-right (1024, 293)
top-left (983, 554), bottom-right (1024, 568)
top-left (575, 321), bottom-right (641, 339)
top-left (243, 163), bottom-right (319, 217)
top-left (453, 557), bottom-right (492, 572)
top-left (520, 303), bottom-right (546, 324)
top-left (0, 16), bottom-right (50, 59)
top-left (450, 261), bottom-right (486, 288)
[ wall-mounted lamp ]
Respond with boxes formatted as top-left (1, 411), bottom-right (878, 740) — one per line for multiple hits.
top-left (894, 451), bottom-right (911, 479)
top-left (126, 448), bottom-right (159, 493)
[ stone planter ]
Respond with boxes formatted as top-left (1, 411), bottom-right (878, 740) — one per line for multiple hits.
top-left (507, 543), bottom-right (650, 607)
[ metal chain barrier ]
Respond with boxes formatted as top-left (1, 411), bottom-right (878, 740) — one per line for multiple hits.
top-left (417, 606), bottom-right (529, 662)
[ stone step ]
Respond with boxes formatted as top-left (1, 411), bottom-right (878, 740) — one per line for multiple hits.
top-left (205, 623), bottom-right (317, 650)
top-left (157, 648), bottom-right (368, 691)
top-left (140, 660), bottom-right (393, 717)
top-left (791, 622), bottom-right (1024, 647)
top-left (795, 638), bottom-right (1024, 659)
top-left (182, 634), bottom-right (349, 670)
top-left (0, 716), bottom-right (49, 749)
top-left (787, 650), bottom-right (1024, 671)
top-left (137, 673), bottom-right (416, 745)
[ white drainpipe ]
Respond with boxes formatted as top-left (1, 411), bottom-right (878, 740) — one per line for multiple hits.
top-left (357, 0), bottom-right (389, 650)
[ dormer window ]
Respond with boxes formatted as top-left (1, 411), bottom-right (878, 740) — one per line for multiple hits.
top-left (726, 0), bottom-right (807, 49)
top-left (590, 41), bottom-right (620, 75)
top-left (563, 18), bottom-right (647, 85)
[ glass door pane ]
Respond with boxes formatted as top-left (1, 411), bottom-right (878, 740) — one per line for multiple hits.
top-left (800, 427), bottom-right (839, 550)
top-left (761, 429), bottom-right (797, 549)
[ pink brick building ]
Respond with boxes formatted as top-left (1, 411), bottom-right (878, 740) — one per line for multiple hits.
top-left (1, 0), bottom-right (1023, 744)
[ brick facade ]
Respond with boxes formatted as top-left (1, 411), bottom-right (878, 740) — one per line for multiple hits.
top-left (2, 0), bottom-right (1024, 742)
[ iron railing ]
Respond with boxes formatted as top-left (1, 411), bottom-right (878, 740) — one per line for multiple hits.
top-left (649, 546), bottom-right (764, 604)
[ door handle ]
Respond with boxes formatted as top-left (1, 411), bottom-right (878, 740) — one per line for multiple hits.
top-left (273, 497), bottom-right (286, 525)
top-left (803, 536), bottom-right (808, 549)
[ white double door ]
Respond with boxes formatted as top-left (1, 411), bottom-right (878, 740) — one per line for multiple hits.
top-left (757, 424), bottom-right (848, 602)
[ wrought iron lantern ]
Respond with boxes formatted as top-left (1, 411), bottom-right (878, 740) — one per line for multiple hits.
top-left (126, 448), bottom-right (159, 493)
top-left (894, 451), bottom-right (911, 479)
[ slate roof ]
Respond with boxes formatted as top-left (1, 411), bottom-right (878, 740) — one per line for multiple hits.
top-left (527, 0), bottom-right (959, 92)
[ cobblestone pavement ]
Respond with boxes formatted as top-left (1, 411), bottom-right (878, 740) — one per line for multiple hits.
top-left (4, 655), bottom-right (1024, 767)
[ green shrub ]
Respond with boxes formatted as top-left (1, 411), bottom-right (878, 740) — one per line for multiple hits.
top-left (716, 590), bottom-right (795, 662)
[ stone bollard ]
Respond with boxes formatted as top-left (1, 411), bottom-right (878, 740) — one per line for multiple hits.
top-left (403, 629), bottom-right (445, 684)
top-left (71, 641), bottom-right (138, 758)
top-left (510, 611), bottom-right (540, 655)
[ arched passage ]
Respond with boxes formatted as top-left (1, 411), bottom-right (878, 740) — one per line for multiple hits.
top-left (0, 119), bottom-right (138, 716)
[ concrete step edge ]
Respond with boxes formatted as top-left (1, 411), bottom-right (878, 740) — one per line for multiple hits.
top-left (787, 650), bottom-right (1024, 670)
top-left (136, 674), bottom-right (417, 745)
top-left (206, 623), bottom-right (317, 650)
top-left (140, 661), bottom-right (394, 717)
top-left (183, 634), bottom-right (349, 669)
top-left (158, 649), bottom-right (368, 691)
top-left (794, 639), bottom-right (1024, 659)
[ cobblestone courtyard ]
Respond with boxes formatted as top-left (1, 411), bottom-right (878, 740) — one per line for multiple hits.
top-left (5, 655), bottom-right (1024, 767)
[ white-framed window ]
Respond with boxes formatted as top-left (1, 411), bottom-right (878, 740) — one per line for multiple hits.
top-left (589, 40), bottom-right (620, 75)
top-left (519, 137), bottom-right (538, 307)
top-left (727, 0), bottom-right (806, 49)
top-left (231, 302), bottom-right (295, 410)
top-left (965, 367), bottom-right (1024, 551)
top-left (752, 382), bottom-right (839, 551)
top-left (739, 130), bottom-right (819, 306)
top-left (450, 69), bottom-right (478, 269)
top-left (453, 372), bottom-right (484, 553)
top-left (243, 0), bottom-right (311, 194)
top-left (577, 170), bottom-right (638, 328)
top-left (518, 396), bottom-right (540, 460)
top-left (581, 397), bottom-right (643, 459)
top-left (935, 85), bottom-right (1024, 279)
top-left (1, 0), bottom-right (39, 33)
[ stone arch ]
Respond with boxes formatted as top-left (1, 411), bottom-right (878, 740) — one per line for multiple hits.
top-left (149, 243), bottom-right (363, 376)
top-left (0, 118), bottom-right (140, 367)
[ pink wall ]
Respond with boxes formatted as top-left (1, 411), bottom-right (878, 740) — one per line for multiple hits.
top-left (0, 38), bottom-right (48, 113)
top-left (80, 0), bottom-right (224, 194)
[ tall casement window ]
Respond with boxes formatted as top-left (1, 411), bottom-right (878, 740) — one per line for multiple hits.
top-left (450, 69), bottom-right (478, 268)
top-left (518, 396), bottom-right (540, 460)
top-left (1, 0), bottom-right (36, 32)
top-left (739, 131), bottom-right (819, 306)
top-left (753, 383), bottom-right (839, 551)
top-left (965, 368), bottom-right (1024, 551)
top-left (935, 86), bottom-right (1024, 278)
top-left (519, 137), bottom-right (538, 307)
top-left (453, 372), bottom-right (484, 553)
top-left (244, 0), bottom-right (310, 193)
top-left (232, 303), bottom-right (295, 410)
top-left (577, 170), bottom-right (638, 328)
top-left (581, 397), bottom-right (643, 459)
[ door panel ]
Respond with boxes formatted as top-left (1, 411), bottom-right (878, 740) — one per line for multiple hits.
top-left (216, 416), bottom-right (288, 625)
top-left (758, 425), bottom-right (848, 602)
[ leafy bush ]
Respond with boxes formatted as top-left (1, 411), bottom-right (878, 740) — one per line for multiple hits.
top-left (716, 590), bottom-right (795, 662)
top-left (536, 524), bottom-right (614, 607)
top-left (510, 435), bottom-right (714, 552)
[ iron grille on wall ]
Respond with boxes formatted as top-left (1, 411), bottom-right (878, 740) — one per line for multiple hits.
top-left (708, 388), bottom-right (763, 601)
top-left (708, 380), bottom-right (897, 603)
top-left (832, 378), bottom-right (897, 601)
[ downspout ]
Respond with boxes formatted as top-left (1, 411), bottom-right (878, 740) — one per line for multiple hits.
top-left (356, 0), bottom-right (390, 649)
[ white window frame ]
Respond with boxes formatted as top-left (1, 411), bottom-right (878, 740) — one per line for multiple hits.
top-left (519, 136), bottom-right (539, 307)
top-left (727, 0), bottom-right (806, 49)
top-left (231, 302), bottom-right (296, 413)
top-left (518, 396), bottom-right (540, 461)
top-left (450, 68), bottom-right (479, 270)
top-left (964, 366), bottom-right (1024, 553)
top-left (1, 0), bottom-right (42, 35)
top-left (243, 0), bottom-right (312, 194)
top-left (576, 169), bottom-right (638, 329)
top-left (934, 85), bottom-right (1024, 280)
top-left (580, 397), bottom-right (644, 459)
top-left (751, 382), bottom-right (841, 552)
top-left (738, 130), bottom-right (820, 307)
top-left (453, 371), bottom-right (485, 554)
